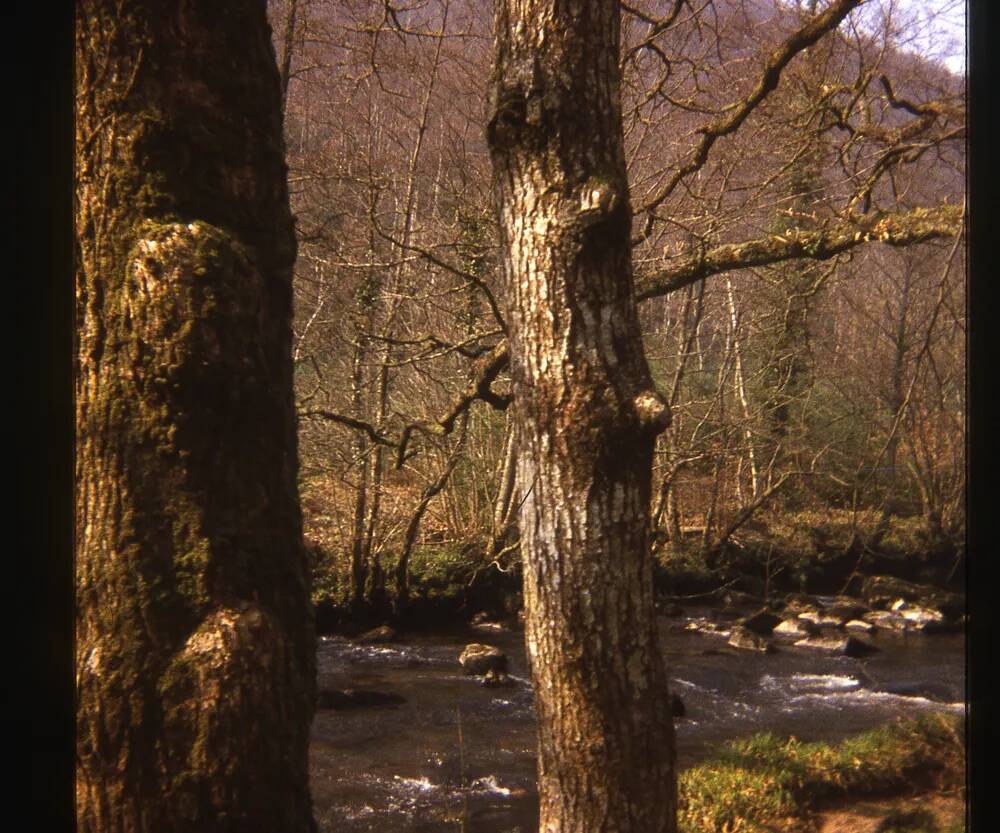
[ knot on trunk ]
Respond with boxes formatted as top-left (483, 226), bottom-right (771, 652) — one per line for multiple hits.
top-left (576, 177), bottom-right (621, 228)
top-left (633, 389), bottom-right (672, 434)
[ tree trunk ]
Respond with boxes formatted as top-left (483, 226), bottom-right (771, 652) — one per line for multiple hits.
top-left (487, 3), bottom-right (676, 831)
top-left (75, 3), bottom-right (315, 830)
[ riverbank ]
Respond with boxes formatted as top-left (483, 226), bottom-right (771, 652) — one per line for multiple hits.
top-left (310, 509), bottom-right (964, 632)
top-left (679, 713), bottom-right (965, 833)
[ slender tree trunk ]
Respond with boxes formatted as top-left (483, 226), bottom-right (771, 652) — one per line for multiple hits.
top-left (488, 3), bottom-right (676, 831)
top-left (726, 277), bottom-right (759, 502)
top-left (491, 414), bottom-right (519, 550)
top-left (75, 3), bottom-right (315, 830)
top-left (882, 266), bottom-right (911, 518)
top-left (349, 329), bottom-right (371, 614)
top-left (395, 415), bottom-right (469, 616)
top-left (277, 0), bottom-right (299, 110)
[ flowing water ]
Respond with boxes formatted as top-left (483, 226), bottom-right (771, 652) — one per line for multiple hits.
top-left (309, 609), bottom-right (964, 833)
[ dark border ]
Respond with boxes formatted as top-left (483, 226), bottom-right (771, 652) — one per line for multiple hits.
top-left (25, 0), bottom-right (75, 827)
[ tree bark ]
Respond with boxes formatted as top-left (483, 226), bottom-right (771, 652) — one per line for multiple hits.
top-left (75, 3), bottom-right (315, 831)
top-left (487, 3), bottom-right (676, 831)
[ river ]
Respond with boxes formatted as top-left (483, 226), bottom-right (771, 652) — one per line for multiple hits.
top-left (308, 608), bottom-right (965, 832)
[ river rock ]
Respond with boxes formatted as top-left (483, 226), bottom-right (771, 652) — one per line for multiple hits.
top-left (862, 576), bottom-right (964, 618)
top-left (894, 602), bottom-right (945, 628)
top-left (797, 610), bottom-right (846, 629)
top-left (740, 609), bottom-right (782, 636)
top-left (794, 635), bottom-right (879, 657)
top-left (863, 610), bottom-right (910, 631)
top-left (781, 594), bottom-right (818, 614)
top-left (684, 618), bottom-right (729, 636)
top-left (459, 643), bottom-right (508, 675)
top-left (844, 619), bottom-right (876, 634)
top-left (728, 625), bottom-right (775, 653)
top-left (481, 669), bottom-right (516, 688)
top-left (773, 617), bottom-right (818, 637)
top-left (470, 612), bottom-right (508, 633)
top-left (356, 624), bottom-right (397, 644)
top-left (317, 688), bottom-right (406, 710)
top-left (822, 598), bottom-right (870, 621)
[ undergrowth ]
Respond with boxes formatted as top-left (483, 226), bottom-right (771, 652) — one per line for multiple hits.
top-left (678, 713), bottom-right (965, 833)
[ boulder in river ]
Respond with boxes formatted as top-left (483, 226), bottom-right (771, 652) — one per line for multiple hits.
top-left (822, 599), bottom-right (870, 621)
top-left (794, 635), bottom-right (879, 657)
top-left (797, 610), bottom-right (847, 629)
top-left (459, 643), bottom-right (508, 675)
top-left (844, 619), bottom-right (876, 634)
top-left (740, 609), bottom-right (782, 636)
top-left (894, 602), bottom-right (945, 628)
top-left (355, 624), bottom-right (397, 644)
top-left (773, 617), bottom-right (819, 638)
top-left (728, 625), bottom-right (775, 653)
top-left (862, 610), bottom-right (910, 631)
top-left (317, 689), bottom-right (406, 710)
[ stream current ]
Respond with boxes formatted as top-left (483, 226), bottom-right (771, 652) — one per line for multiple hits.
top-left (309, 609), bottom-right (964, 832)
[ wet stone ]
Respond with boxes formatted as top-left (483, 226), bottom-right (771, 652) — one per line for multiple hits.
top-left (459, 643), bottom-right (509, 675)
top-left (728, 625), bottom-right (775, 653)
top-left (481, 669), bottom-right (515, 688)
top-left (794, 635), bottom-right (879, 658)
top-left (355, 624), bottom-right (398, 644)
top-left (863, 610), bottom-right (910, 631)
top-left (773, 617), bottom-right (819, 638)
top-left (798, 610), bottom-right (847, 629)
top-left (740, 609), bottom-right (782, 636)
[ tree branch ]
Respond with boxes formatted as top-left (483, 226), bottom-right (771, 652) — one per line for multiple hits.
top-left (396, 342), bottom-right (511, 468)
top-left (299, 409), bottom-right (396, 447)
top-left (635, 204), bottom-right (963, 301)
top-left (636, 0), bottom-right (862, 230)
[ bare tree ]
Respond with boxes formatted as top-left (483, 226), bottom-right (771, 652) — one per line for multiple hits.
top-left (488, 2), bottom-right (677, 830)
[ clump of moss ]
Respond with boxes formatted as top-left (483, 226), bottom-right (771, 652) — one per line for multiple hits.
top-left (405, 543), bottom-right (483, 602)
top-left (678, 714), bottom-right (965, 833)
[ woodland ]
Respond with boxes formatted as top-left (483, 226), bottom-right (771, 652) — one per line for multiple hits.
top-left (273, 0), bottom-right (966, 624)
top-left (73, 1), bottom-right (966, 831)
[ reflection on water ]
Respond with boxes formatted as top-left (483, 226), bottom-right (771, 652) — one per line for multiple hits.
top-left (310, 611), bottom-right (964, 833)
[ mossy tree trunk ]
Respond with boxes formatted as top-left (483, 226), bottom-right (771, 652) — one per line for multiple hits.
top-left (75, 3), bottom-right (315, 831)
top-left (487, 2), bottom-right (677, 831)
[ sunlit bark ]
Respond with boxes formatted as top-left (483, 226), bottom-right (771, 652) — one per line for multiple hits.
top-left (488, 2), bottom-right (676, 830)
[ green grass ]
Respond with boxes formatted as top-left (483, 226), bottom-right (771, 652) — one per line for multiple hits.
top-left (678, 713), bottom-right (965, 833)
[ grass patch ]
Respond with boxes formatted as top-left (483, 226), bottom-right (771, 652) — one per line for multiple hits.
top-left (678, 713), bottom-right (965, 833)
